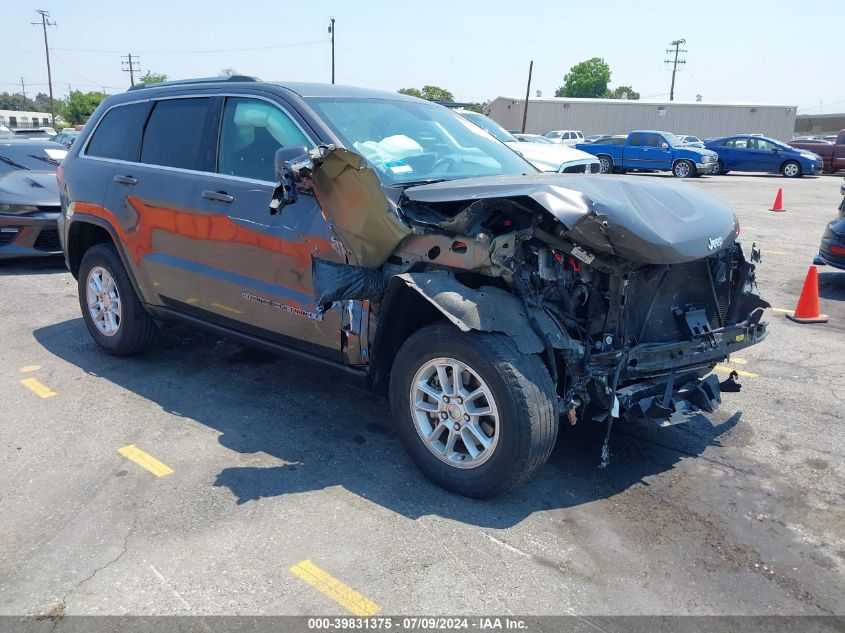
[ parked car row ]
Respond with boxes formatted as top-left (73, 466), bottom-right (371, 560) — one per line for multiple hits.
top-left (788, 130), bottom-right (845, 174)
top-left (576, 131), bottom-right (719, 177)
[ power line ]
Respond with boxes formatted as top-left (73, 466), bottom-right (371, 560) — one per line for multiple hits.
top-left (664, 39), bottom-right (687, 102)
top-left (31, 9), bottom-right (57, 127)
top-left (121, 53), bottom-right (140, 87)
top-left (51, 39), bottom-right (328, 55)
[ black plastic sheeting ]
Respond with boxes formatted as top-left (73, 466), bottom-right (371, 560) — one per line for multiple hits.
top-left (311, 257), bottom-right (387, 311)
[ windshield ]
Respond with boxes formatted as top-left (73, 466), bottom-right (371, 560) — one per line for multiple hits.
top-left (662, 132), bottom-right (681, 147)
top-left (306, 98), bottom-right (535, 185)
top-left (0, 143), bottom-right (66, 174)
top-left (457, 111), bottom-right (518, 143)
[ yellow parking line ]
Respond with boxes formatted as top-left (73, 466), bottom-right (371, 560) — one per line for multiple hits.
top-left (729, 357), bottom-right (748, 365)
top-left (20, 365), bottom-right (42, 373)
top-left (211, 302), bottom-right (244, 315)
top-left (715, 365), bottom-right (759, 379)
top-left (763, 249), bottom-right (788, 256)
top-left (289, 560), bottom-right (380, 616)
top-left (770, 306), bottom-right (828, 318)
top-left (20, 378), bottom-right (57, 398)
top-left (117, 445), bottom-right (174, 477)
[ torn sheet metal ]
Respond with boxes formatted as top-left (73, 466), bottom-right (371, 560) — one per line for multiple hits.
top-left (312, 257), bottom-right (387, 311)
top-left (394, 271), bottom-right (546, 355)
top-left (309, 147), bottom-right (411, 267)
top-left (404, 174), bottom-right (739, 265)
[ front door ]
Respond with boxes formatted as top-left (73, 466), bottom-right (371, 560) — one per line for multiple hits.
top-left (191, 95), bottom-right (345, 358)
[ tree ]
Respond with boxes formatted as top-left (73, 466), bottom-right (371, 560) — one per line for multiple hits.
top-left (60, 90), bottom-right (106, 125)
top-left (606, 85), bottom-right (640, 100)
top-left (555, 58), bottom-right (611, 98)
top-left (33, 92), bottom-right (54, 111)
top-left (139, 71), bottom-right (168, 85)
top-left (398, 85), bottom-right (455, 102)
top-left (0, 92), bottom-right (32, 111)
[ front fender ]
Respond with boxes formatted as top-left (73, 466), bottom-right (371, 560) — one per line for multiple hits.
top-left (388, 271), bottom-right (579, 356)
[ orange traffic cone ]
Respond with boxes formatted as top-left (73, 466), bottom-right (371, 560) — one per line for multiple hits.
top-left (786, 266), bottom-right (827, 324)
top-left (770, 187), bottom-right (786, 212)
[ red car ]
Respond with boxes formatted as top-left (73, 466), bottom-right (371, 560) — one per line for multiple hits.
top-left (789, 130), bottom-right (845, 173)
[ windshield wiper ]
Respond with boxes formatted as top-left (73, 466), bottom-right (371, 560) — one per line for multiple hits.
top-left (398, 178), bottom-right (447, 187)
top-left (0, 155), bottom-right (29, 170)
top-left (27, 154), bottom-right (60, 166)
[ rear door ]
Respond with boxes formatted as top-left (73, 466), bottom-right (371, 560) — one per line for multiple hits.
top-left (722, 137), bottom-right (750, 170)
top-left (190, 94), bottom-right (345, 358)
top-left (623, 133), bottom-right (645, 168)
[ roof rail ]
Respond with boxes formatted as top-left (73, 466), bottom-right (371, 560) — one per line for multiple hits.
top-left (127, 75), bottom-right (259, 92)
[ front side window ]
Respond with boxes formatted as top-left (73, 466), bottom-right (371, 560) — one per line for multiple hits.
top-left (642, 133), bottom-right (662, 147)
top-left (140, 98), bottom-right (211, 170)
top-left (306, 97), bottom-right (535, 185)
top-left (86, 101), bottom-right (152, 161)
top-left (217, 97), bottom-right (312, 182)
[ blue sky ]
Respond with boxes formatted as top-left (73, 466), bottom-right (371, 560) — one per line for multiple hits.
top-left (4, 0), bottom-right (842, 113)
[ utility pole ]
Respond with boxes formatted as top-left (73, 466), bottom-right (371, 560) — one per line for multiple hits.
top-left (122, 53), bottom-right (140, 87)
top-left (19, 77), bottom-right (27, 100)
top-left (521, 60), bottom-right (533, 133)
top-left (664, 39), bottom-right (687, 102)
top-left (31, 10), bottom-right (56, 127)
top-left (328, 18), bottom-right (335, 84)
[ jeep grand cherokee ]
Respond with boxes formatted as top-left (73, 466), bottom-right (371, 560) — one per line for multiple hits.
top-left (58, 77), bottom-right (769, 497)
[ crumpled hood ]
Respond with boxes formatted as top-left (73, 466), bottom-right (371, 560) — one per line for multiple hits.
top-left (504, 141), bottom-right (598, 172)
top-left (405, 173), bottom-right (738, 264)
top-left (0, 170), bottom-right (60, 207)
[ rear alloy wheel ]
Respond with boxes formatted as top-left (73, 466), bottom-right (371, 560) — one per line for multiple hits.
top-left (782, 160), bottom-right (802, 178)
top-left (78, 243), bottom-right (159, 356)
top-left (389, 324), bottom-right (557, 498)
top-left (673, 160), bottom-right (695, 178)
top-left (597, 155), bottom-right (613, 174)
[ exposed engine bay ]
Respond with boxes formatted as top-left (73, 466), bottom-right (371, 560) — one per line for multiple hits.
top-left (272, 145), bottom-right (770, 434)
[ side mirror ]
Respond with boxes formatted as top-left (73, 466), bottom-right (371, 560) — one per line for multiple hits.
top-left (661, 142), bottom-right (669, 150)
top-left (270, 145), bottom-right (311, 214)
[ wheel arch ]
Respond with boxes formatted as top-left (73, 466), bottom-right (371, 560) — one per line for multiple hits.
top-left (369, 272), bottom-right (553, 395)
top-left (67, 216), bottom-right (145, 301)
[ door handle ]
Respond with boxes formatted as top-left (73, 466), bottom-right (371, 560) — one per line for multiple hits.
top-left (113, 175), bottom-right (137, 185)
top-left (202, 190), bottom-right (234, 203)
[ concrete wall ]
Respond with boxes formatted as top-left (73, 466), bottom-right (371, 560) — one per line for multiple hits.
top-left (485, 98), bottom-right (797, 141)
top-left (794, 114), bottom-right (845, 136)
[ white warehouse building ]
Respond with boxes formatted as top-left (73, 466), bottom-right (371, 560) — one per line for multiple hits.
top-left (484, 97), bottom-right (798, 142)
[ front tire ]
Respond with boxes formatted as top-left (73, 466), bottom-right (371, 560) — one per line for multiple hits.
top-left (78, 243), bottom-right (159, 356)
top-left (389, 324), bottom-right (557, 498)
top-left (673, 159), bottom-right (695, 178)
top-left (781, 160), bottom-right (802, 178)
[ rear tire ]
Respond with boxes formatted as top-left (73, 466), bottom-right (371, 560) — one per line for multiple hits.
top-left (717, 160), bottom-right (729, 175)
top-left (78, 243), bottom-right (159, 356)
top-left (781, 160), bottom-right (802, 178)
top-left (389, 324), bottom-right (557, 498)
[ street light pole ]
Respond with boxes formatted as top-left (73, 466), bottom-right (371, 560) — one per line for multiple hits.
top-left (32, 10), bottom-right (57, 128)
top-left (328, 18), bottom-right (336, 84)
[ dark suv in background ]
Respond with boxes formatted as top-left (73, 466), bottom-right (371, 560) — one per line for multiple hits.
top-left (59, 77), bottom-right (769, 497)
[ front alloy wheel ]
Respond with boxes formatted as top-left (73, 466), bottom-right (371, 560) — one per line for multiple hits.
top-left (390, 324), bottom-right (558, 498)
top-left (86, 266), bottom-right (122, 337)
top-left (411, 357), bottom-right (499, 468)
top-left (782, 161), bottom-right (801, 178)
top-left (673, 160), bottom-right (694, 178)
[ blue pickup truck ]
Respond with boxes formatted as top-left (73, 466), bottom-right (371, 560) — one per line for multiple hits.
top-left (577, 130), bottom-right (719, 177)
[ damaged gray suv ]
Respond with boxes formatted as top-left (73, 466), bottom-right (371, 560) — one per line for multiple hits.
top-left (59, 78), bottom-right (769, 497)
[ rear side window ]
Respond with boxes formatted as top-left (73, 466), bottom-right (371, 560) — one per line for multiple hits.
top-left (629, 133), bottom-right (642, 146)
top-left (86, 102), bottom-right (151, 161)
top-left (141, 98), bottom-right (212, 171)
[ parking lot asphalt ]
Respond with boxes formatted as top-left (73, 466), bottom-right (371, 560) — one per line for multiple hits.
top-left (1, 173), bottom-right (843, 617)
